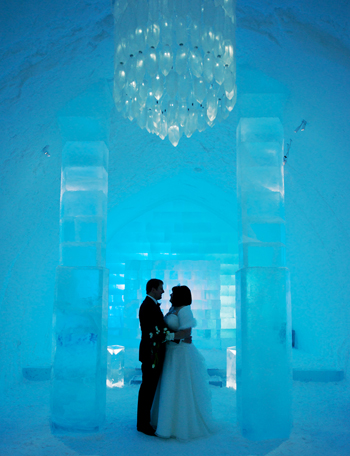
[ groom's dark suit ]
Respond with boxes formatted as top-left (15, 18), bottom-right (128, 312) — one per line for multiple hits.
top-left (137, 296), bottom-right (169, 431)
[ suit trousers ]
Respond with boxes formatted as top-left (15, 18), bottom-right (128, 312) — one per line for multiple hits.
top-left (137, 361), bottom-right (163, 429)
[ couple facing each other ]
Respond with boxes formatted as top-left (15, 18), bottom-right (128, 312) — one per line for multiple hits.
top-left (137, 278), bottom-right (216, 441)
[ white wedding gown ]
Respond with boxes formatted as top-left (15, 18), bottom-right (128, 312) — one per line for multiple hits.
top-left (150, 306), bottom-right (216, 441)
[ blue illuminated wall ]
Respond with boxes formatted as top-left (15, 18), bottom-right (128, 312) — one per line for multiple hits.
top-left (107, 199), bottom-right (238, 349)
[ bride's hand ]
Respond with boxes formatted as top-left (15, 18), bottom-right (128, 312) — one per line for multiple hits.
top-left (174, 327), bottom-right (191, 340)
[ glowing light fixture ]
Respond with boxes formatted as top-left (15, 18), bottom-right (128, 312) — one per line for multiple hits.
top-left (112, 0), bottom-right (236, 146)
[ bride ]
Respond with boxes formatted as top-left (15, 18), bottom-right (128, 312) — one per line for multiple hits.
top-left (151, 285), bottom-right (216, 440)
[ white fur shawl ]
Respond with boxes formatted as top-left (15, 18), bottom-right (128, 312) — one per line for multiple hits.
top-left (177, 306), bottom-right (197, 330)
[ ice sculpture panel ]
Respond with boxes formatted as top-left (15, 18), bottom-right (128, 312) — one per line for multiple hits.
top-left (236, 118), bottom-right (292, 440)
top-left (236, 268), bottom-right (292, 440)
top-left (61, 191), bottom-right (107, 217)
top-left (62, 167), bottom-right (108, 193)
top-left (226, 346), bottom-right (236, 389)
top-left (242, 191), bottom-right (284, 221)
top-left (51, 266), bottom-right (108, 431)
top-left (51, 140), bottom-right (109, 431)
top-left (107, 345), bottom-right (125, 388)
top-left (237, 118), bottom-right (286, 269)
top-left (238, 142), bottom-right (281, 167)
top-left (237, 119), bottom-right (284, 145)
top-left (239, 167), bottom-right (284, 193)
top-left (60, 242), bottom-right (106, 268)
top-left (248, 222), bottom-right (285, 243)
top-left (240, 243), bottom-right (286, 268)
top-left (61, 141), bottom-right (109, 169)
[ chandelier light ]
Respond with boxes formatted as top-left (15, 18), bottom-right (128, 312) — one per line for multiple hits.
top-left (112, 0), bottom-right (236, 146)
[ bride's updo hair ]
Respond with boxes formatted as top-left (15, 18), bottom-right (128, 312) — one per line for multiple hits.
top-left (171, 285), bottom-right (192, 307)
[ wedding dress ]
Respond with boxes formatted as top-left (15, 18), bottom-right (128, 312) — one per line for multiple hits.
top-left (150, 306), bottom-right (216, 440)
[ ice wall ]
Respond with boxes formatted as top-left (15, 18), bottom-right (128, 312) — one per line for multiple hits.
top-left (235, 118), bottom-right (292, 440)
top-left (107, 200), bottom-right (238, 350)
top-left (50, 141), bottom-right (109, 431)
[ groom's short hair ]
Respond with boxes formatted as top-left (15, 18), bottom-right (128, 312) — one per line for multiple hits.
top-left (146, 278), bottom-right (163, 294)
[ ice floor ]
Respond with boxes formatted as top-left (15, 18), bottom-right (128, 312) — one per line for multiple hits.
top-left (1, 359), bottom-right (349, 456)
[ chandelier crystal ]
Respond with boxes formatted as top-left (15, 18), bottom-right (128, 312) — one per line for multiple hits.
top-left (113, 0), bottom-right (236, 146)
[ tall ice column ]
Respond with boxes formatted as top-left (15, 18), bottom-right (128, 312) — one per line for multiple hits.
top-left (235, 118), bottom-right (292, 440)
top-left (51, 141), bottom-right (109, 431)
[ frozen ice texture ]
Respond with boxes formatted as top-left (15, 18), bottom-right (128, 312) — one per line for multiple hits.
top-left (240, 243), bottom-right (286, 269)
top-left (106, 345), bottom-right (125, 388)
top-left (59, 142), bottom-right (108, 268)
top-left (61, 217), bottom-right (106, 243)
top-left (235, 118), bottom-right (292, 440)
top-left (60, 242), bottom-right (106, 268)
top-left (51, 140), bottom-right (109, 431)
top-left (61, 190), bottom-right (107, 217)
top-left (237, 118), bottom-right (286, 269)
top-left (226, 346), bottom-right (236, 389)
top-left (106, 200), bottom-right (239, 350)
top-left (236, 267), bottom-right (292, 440)
top-left (51, 266), bottom-right (109, 431)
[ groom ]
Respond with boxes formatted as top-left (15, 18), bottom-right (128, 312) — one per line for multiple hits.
top-left (137, 278), bottom-right (191, 436)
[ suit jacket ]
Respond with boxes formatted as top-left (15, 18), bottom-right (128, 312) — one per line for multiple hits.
top-left (138, 296), bottom-right (169, 365)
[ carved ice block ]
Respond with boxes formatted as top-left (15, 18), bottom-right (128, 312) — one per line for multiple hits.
top-left (59, 141), bottom-right (108, 268)
top-left (237, 118), bottom-right (286, 269)
top-left (235, 118), bottom-right (292, 440)
top-left (51, 266), bottom-right (108, 431)
top-left (236, 267), bottom-right (292, 440)
top-left (226, 346), bottom-right (236, 389)
top-left (51, 138), bottom-right (109, 432)
top-left (107, 345), bottom-right (125, 388)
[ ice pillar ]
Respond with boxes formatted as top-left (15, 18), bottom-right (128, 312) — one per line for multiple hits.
top-left (51, 139), bottom-right (109, 431)
top-left (235, 118), bottom-right (292, 440)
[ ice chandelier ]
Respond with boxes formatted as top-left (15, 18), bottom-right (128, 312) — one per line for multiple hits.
top-left (112, 0), bottom-right (236, 147)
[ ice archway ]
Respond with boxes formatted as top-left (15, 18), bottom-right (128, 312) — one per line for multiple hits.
top-left (106, 175), bottom-right (238, 350)
top-left (49, 81), bottom-right (292, 436)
